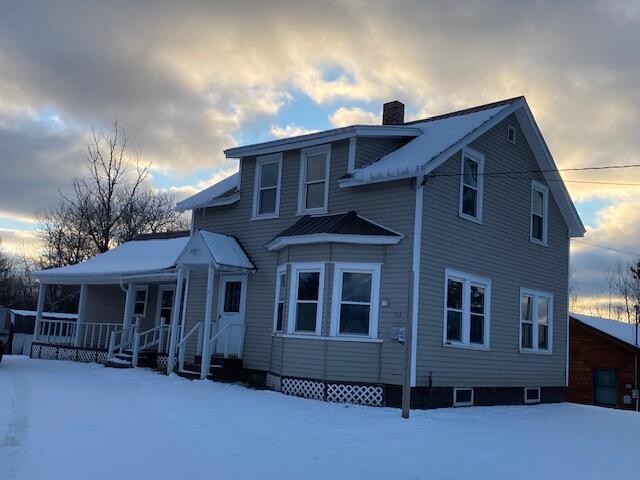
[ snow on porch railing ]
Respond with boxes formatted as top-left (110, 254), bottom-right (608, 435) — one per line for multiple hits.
top-left (177, 321), bottom-right (203, 373)
top-left (36, 319), bottom-right (77, 346)
top-left (78, 323), bottom-right (121, 349)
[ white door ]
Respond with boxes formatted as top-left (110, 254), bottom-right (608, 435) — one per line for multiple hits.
top-left (215, 274), bottom-right (247, 357)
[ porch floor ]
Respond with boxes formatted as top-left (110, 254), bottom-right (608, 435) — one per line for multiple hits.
top-left (2, 356), bottom-right (639, 480)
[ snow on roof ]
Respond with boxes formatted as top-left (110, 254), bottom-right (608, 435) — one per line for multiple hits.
top-left (34, 237), bottom-right (190, 283)
top-left (10, 310), bottom-right (78, 320)
top-left (176, 172), bottom-right (239, 212)
top-left (178, 230), bottom-right (254, 270)
top-left (571, 312), bottom-right (640, 348)
top-left (349, 103), bottom-right (514, 183)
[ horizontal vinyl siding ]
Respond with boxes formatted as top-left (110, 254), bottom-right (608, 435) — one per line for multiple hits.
top-left (190, 138), bottom-right (416, 383)
top-left (355, 137), bottom-right (409, 169)
top-left (85, 285), bottom-right (125, 324)
top-left (417, 115), bottom-right (569, 388)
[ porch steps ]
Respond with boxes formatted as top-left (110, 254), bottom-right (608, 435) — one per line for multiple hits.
top-left (176, 356), bottom-right (243, 381)
top-left (105, 350), bottom-right (156, 369)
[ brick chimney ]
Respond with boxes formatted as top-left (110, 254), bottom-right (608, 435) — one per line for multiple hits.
top-left (382, 100), bottom-right (405, 125)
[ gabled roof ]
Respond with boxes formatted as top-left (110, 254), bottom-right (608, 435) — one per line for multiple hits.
top-left (571, 313), bottom-right (640, 350)
top-left (340, 96), bottom-right (585, 237)
top-left (176, 172), bottom-right (240, 212)
top-left (176, 230), bottom-right (254, 270)
top-left (33, 236), bottom-right (190, 284)
top-left (266, 211), bottom-right (403, 251)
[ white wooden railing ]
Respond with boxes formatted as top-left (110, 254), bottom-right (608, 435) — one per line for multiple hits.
top-left (107, 317), bottom-right (141, 360)
top-left (130, 320), bottom-right (170, 367)
top-left (36, 319), bottom-right (77, 346)
top-left (208, 324), bottom-right (246, 359)
top-left (177, 321), bottom-right (203, 373)
top-left (78, 323), bottom-right (121, 349)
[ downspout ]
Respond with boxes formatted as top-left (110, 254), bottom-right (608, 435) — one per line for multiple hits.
top-left (410, 175), bottom-right (424, 387)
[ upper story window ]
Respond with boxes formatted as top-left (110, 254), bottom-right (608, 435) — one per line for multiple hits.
top-left (459, 148), bottom-right (484, 223)
top-left (330, 263), bottom-right (381, 338)
top-left (507, 125), bottom-right (516, 144)
top-left (252, 153), bottom-right (282, 219)
top-left (273, 265), bottom-right (286, 333)
top-left (444, 269), bottom-right (491, 349)
top-left (520, 289), bottom-right (553, 353)
top-left (298, 145), bottom-right (330, 214)
top-left (530, 180), bottom-right (549, 245)
top-left (287, 263), bottom-right (325, 335)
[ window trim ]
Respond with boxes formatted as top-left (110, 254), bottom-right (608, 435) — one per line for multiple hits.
top-left (524, 387), bottom-right (541, 404)
top-left (329, 262), bottom-right (381, 339)
top-left (507, 125), bottom-right (516, 144)
top-left (252, 153), bottom-right (283, 220)
top-left (287, 262), bottom-right (325, 336)
top-left (453, 387), bottom-right (474, 407)
top-left (297, 144), bottom-right (331, 215)
top-left (530, 180), bottom-right (549, 245)
top-left (458, 147), bottom-right (485, 223)
top-left (443, 269), bottom-right (491, 350)
top-left (134, 285), bottom-right (149, 318)
top-left (519, 288), bottom-right (553, 354)
top-left (273, 265), bottom-right (286, 333)
top-left (593, 368), bottom-right (618, 407)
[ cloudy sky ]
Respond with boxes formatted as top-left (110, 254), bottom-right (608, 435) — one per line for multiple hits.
top-left (0, 0), bottom-right (639, 310)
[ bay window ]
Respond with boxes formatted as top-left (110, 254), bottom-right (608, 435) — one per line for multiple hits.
top-left (444, 270), bottom-right (491, 348)
top-left (330, 263), bottom-right (381, 338)
top-left (520, 289), bottom-right (553, 353)
top-left (273, 266), bottom-right (286, 333)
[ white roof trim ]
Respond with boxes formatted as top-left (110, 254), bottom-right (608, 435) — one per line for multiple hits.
top-left (176, 230), bottom-right (255, 270)
top-left (224, 125), bottom-right (421, 158)
top-left (265, 233), bottom-right (403, 252)
top-left (176, 172), bottom-right (240, 212)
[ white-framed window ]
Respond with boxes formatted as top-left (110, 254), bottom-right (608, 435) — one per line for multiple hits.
top-left (459, 147), bottom-right (484, 222)
top-left (287, 263), bottom-right (325, 335)
top-left (273, 265), bottom-right (286, 333)
top-left (298, 145), bottom-right (330, 214)
top-left (524, 387), bottom-right (541, 404)
top-left (330, 262), bottom-right (381, 338)
top-left (520, 289), bottom-right (553, 353)
top-left (444, 269), bottom-right (491, 349)
top-left (530, 180), bottom-right (549, 245)
top-left (252, 153), bottom-right (282, 219)
top-left (453, 388), bottom-right (474, 407)
top-left (507, 125), bottom-right (516, 144)
top-left (134, 286), bottom-right (148, 317)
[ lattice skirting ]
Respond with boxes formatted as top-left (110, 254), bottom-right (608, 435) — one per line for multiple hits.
top-left (268, 373), bottom-right (383, 407)
top-left (30, 342), bottom-right (108, 365)
top-left (156, 354), bottom-right (169, 370)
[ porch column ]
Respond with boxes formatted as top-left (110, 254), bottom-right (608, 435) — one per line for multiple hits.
top-left (167, 267), bottom-right (186, 374)
top-left (120, 282), bottom-right (136, 353)
top-left (200, 263), bottom-right (216, 379)
top-left (74, 284), bottom-right (88, 347)
top-left (34, 282), bottom-right (46, 342)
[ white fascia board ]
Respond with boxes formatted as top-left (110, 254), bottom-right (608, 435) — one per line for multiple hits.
top-left (176, 191), bottom-right (240, 213)
top-left (224, 125), bottom-right (421, 159)
top-left (35, 269), bottom-right (178, 286)
top-left (338, 100), bottom-right (525, 188)
top-left (265, 233), bottom-right (403, 251)
top-left (514, 106), bottom-right (585, 237)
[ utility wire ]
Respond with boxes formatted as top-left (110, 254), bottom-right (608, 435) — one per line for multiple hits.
top-left (424, 163), bottom-right (640, 180)
top-left (572, 239), bottom-right (640, 257)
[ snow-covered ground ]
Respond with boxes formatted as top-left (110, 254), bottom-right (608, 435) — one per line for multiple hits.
top-left (1, 356), bottom-right (639, 480)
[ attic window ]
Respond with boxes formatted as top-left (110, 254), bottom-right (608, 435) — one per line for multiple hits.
top-left (507, 125), bottom-right (516, 144)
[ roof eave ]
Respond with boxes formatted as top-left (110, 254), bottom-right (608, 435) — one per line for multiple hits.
top-left (265, 233), bottom-right (403, 252)
top-left (176, 191), bottom-right (241, 212)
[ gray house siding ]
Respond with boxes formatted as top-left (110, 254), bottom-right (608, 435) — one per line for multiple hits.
top-left (354, 137), bottom-right (409, 169)
top-left (190, 138), bottom-right (416, 384)
top-left (416, 114), bottom-right (569, 388)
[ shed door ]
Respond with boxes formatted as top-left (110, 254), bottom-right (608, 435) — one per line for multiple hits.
top-left (593, 368), bottom-right (617, 406)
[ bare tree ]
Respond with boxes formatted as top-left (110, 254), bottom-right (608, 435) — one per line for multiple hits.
top-left (606, 258), bottom-right (640, 323)
top-left (0, 238), bottom-right (12, 305)
top-left (37, 121), bottom-right (187, 267)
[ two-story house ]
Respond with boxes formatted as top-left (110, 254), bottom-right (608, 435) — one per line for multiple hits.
top-left (32, 96), bottom-right (584, 408)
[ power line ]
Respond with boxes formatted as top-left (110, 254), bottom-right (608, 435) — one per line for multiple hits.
top-left (424, 163), bottom-right (640, 180)
top-left (572, 239), bottom-right (640, 257)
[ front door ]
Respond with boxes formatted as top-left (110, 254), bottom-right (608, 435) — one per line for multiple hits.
top-left (215, 274), bottom-right (247, 356)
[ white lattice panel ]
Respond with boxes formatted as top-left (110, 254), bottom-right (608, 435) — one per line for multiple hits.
top-left (39, 345), bottom-right (58, 360)
top-left (266, 373), bottom-right (282, 392)
top-left (156, 355), bottom-right (168, 370)
top-left (282, 378), bottom-right (324, 400)
top-left (58, 348), bottom-right (76, 361)
top-left (95, 351), bottom-right (108, 364)
top-left (77, 349), bottom-right (96, 363)
top-left (30, 344), bottom-right (41, 359)
top-left (326, 383), bottom-right (383, 407)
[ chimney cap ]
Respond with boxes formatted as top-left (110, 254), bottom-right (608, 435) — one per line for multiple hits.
top-left (382, 100), bottom-right (405, 125)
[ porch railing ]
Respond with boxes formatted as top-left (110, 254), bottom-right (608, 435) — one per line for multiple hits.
top-left (36, 319), bottom-right (77, 346)
top-left (107, 317), bottom-right (141, 360)
top-left (207, 323), bottom-right (246, 359)
top-left (177, 321), bottom-right (203, 373)
top-left (78, 323), bottom-right (121, 349)
top-left (130, 320), bottom-right (170, 367)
